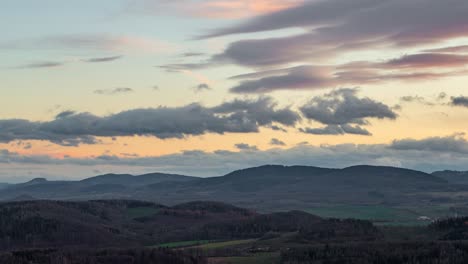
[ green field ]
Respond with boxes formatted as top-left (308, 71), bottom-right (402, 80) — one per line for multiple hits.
top-left (306, 205), bottom-right (425, 224)
top-left (126, 206), bottom-right (160, 219)
top-left (155, 239), bottom-right (256, 249)
top-left (196, 239), bottom-right (257, 249)
top-left (212, 253), bottom-right (280, 264)
top-left (157, 240), bottom-right (213, 248)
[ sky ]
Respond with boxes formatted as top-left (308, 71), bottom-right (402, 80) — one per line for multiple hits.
top-left (1, 0), bottom-right (468, 182)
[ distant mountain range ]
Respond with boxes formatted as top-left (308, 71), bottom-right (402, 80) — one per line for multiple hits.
top-left (1, 165), bottom-right (467, 216)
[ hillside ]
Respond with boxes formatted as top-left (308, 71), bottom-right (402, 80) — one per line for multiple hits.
top-left (0, 165), bottom-right (466, 222)
top-left (81, 172), bottom-right (196, 186)
top-left (2, 200), bottom-right (468, 264)
top-left (141, 165), bottom-right (454, 211)
top-left (0, 200), bottom-right (373, 251)
top-left (432, 170), bottom-right (468, 184)
top-left (0, 172), bottom-right (198, 201)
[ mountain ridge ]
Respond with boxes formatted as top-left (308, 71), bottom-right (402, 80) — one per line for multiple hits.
top-left (0, 164), bottom-right (461, 211)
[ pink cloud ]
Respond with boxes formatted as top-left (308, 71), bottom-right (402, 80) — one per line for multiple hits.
top-left (128, 0), bottom-right (304, 19)
top-left (192, 0), bottom-right (305, 19)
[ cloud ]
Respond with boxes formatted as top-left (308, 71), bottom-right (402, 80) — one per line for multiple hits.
top-left (390, 134), bottom-right (468, 154)
top-left (14, 55), bottom-right (122, 70)
top-left (228, 55), bottom-right (468, 93)
top-left (437, 92), bottom-right (448, 101)
top-left (55, 110), bottom-right (76, 119)
top-left (298, 89), bottom-right (396, 136)
top-left (181, 52), bottom-right (205, 57)
top-left (424, 45), bottom-right (468, 54)
top-left (270, 138), bottom-right (286, 146)
top-left (127, 0), bottom-right (304, 19)
top-left (1, 34), bottom-right (171, 54)
top-left (194, 0), bottom-right (468, 81)
top-left (159, 62), bottom-right (212, 72)
top-left (268, 125), bottom-right (287, 132)
top-left (84, 55), bottom-right (123, 63)
top-left (298, 89), bottom-right (397, 136)
top-left (235, 143), bottom-right (258, 151)
top-left (300, 124), bottom-right (371, 136)
top-left (211, 97), bottom-right (300, 127)
top-left (2, 135), bottom-right (468, 178)
top-left (193, 83), bottom-right (212, 92)
top-left (14, 141), bottom-right (32, 150)
top-left (94, 88), bottom-right (134, 95)
top-left (399, 92), bottom-right (450, 106)
top-left (400, 95), bottom-right (435, 106)
top-left (384, 53), bottom-right (468, 69)
top-left (202, 0), bottom-right (468, 44)
top-left (0, 97), bottom-right (300, 146)
top-left (16, 61), bottom-right (65, 69)
top-left (451, 96), bottom-right (468, 107)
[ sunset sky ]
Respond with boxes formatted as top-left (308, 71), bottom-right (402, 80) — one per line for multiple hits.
top-left (1, 0), bottom-right (468, 181)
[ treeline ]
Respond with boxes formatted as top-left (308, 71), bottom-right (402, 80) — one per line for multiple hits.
top-left (196, 212), bottom-right (380, 242)
top-left (0, 248), bottom-right (206, 264)
top-left (281, 242), bottom-right (468, 264)
top-left (429, 216), bottom-right (468, 240)
top-left (298, 218), bottom-right (382, 242)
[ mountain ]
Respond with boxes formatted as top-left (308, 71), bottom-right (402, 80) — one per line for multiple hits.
top-left (140, 165), bottom-right (453, 210)
top-left (0, 165), bottom-right (464, 216)
top-left (0, 172), bottom-right (198, 201)
top-left (432, 170), bottom-right (468, 184)
top-left (81, 172), bottom-right (195, 186)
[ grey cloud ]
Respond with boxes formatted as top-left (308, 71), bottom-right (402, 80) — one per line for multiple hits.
top-left (268, 125), bottom-right (287, 132)
top-left (424, 45), bottom-right (468, 54)
top-left (94, 88), bottom-right (134, 95)
top-left (400, 96), bottom-right (434, 106)
top-left (84, 55), bottom-right (122, 63)
top-left (212, 97), bottom-right (301, 127)
top-left (3, 135), bottom-right (468, 178)
top-left (0, 34), bottom-right (166, 54)
top-left (0, 97), bottom-right (300, 145)
top-left (181, 52), bottom-right (205, 57)
top-left (0, 118), bottom-right (101, 147)
top-left (451, 96), bottom-right (468, 107)
top-left (193, 83), bottom-right (211, 92)
top-left (300, 124), bottom-right (371, 136)
top-left (437, 92), bottom-right (448, 101)
top-left (384, 53), bottom-right (468, 68)
top-left (200, 0), bottom-right (380, 38)
top-left (55, 110), bottom-right (76, 119)
top-left (228, 58), bottom-right (468, 93)
top-left (22, 143), bottom-right (32, 150)
top-left (159, 62), bottom-right (212, 72)
top-left (270, 138), bottom-right (286, 146)
top-left (235, 143), bottom-right (258, 151)
top-left (16, 61), bottom-right (64, 69)
top-left (399, 92), bottom-right (451, 106)
top-left (300, 88), bottom-right (397, 125)
top-left (297, 89), bottom-right (396, 136)
top-left (201, 0), bottom-right (468, 68)
top-left (14, 141), bottom-right (32, 150)
top-left (204, 0), bottom-right (468, 45)
top-left (390, 134), bottom-right (468, 154)
top-left (51, 136), bottom-right (102, 147)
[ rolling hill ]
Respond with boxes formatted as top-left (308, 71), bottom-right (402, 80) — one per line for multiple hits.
top-left (432, 170), bottom-right (468, 184)
top-left (0, 165), bottom-right (465, 220)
